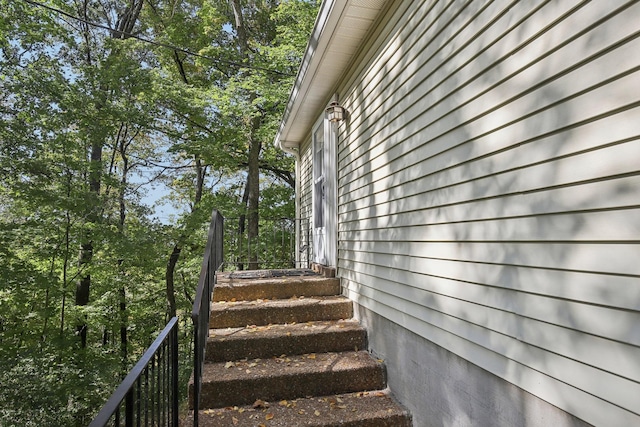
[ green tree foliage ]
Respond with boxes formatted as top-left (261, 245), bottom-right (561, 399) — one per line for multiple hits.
top-left (1, 0), bottom-right (317, 424)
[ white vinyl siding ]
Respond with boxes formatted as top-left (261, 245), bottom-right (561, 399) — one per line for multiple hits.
top-left (299, 137), bottom-right (314, 266)
top-left (336, 0), bottom-right (640, 426)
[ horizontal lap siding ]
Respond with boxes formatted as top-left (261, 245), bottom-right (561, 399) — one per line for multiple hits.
top-left (337, 0), bottom-right (640, 425)
top-left (300, 137), bottom-right (313, 221)
top-left (299, 138), bottom-right (314, 265)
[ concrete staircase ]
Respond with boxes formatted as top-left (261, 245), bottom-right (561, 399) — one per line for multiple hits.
top-left (186, 269), bottom-right (411, 427)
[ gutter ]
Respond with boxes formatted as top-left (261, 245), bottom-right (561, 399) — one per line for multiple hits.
top-left (274, 0), bottom-right (348, 152)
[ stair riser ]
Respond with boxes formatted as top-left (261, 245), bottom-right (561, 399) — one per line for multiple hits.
top-left (206, 329), bottom-right (367, 362)
top-left (213, 279), bottom-right (340, 301)
top-left (210, 301), bottom-right (353, 328)
top-left (191, 365), bottom-right (386, 409)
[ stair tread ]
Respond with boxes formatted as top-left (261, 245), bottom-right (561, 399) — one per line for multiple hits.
top-left (214, 273), bottom-right (341, 301)
top-left (209, 295), bottom-right (353, 328)
top-left (188, 390), bottom-right (411, 427)
top-left (206, 319), bottom-right (366, 361)
top-left (193, 351), bottom-right (386, 408)
top-left (210, 319), bottom-right (364, 342)
top-left (201, 350), bottom-right (381, 383)
top-left (218, 269), bottom-right (318, 280)
top-left (211, 295), bottom-right (350, 311)
top-left (216, 272), bottom-right (338, 286)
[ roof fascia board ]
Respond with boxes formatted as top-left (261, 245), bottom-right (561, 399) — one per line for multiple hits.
top-left (275, 0), bottom-right (348, 150)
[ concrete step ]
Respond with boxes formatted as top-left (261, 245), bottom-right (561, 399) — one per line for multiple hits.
top-left (190, 351), bottom-right (386, 409)
top-left (209, 296), bottom-right (353, 329)
top-left (214, 272), bottom-right (340, 302)
top-left (206, 319), bottom-right (367, 362)
top-left (185, 390), bottom-right (412, 427)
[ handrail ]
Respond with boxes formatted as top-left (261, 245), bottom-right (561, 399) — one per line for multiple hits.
top-left (191, 209), bottom-right (224, 427)
top-left (89, 316), bottom-right (180, 427)
top-left (224, 216), bottom-right (308, 270)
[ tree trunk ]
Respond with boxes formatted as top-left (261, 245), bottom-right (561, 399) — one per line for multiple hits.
top-left (60, 201), bottom-right (71, 336)
top-left (117, 137), bottom-right (129, 368)
top-left (230, 0), bottom-right (249, 52)
top-left (165, 245), bottom-right (180, 318)
top-left (237, 178), bottom-right (249, 270)
top-left (119, 283), bottom-right (127, 372)
top-left (229, 0), bottom-right (262, 270)
top-left (247, 136), bottom-right (261, 270)
top-left (75, 139), bottom-right (103, 347)
top-left (165, 155), bottom-right (206, 316)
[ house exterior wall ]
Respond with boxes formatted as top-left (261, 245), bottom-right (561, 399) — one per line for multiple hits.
top-left (296, 0), bottom-right (640, 426)
top-left (299, 137), bottom-right (314, 267)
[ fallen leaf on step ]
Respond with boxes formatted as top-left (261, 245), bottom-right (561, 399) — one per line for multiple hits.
top-left (314, 410), bottom-right (320, 416)
top-left (265, 413), bottom-right (274, 420)
top-left (232, 417), bottom-right (238, 425)
top-left (307, 353), bottom-right (316, 359)
top-left (253, 399), bottom-right (269, 409)
top-left (225, 361), bottom-right (235, 369)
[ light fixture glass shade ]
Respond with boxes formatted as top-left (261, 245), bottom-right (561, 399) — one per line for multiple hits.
top-left (326, 101), bottom-right (345, 122)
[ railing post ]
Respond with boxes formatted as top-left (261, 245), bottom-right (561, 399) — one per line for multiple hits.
top-left (125, 388), bottom-right (134, 427)
top-left (171, 318), bottom-right (179, 427)
top-left (192, 209), bottom-right (224, 427)
top-left (193, 320), bottom-right (200, 427)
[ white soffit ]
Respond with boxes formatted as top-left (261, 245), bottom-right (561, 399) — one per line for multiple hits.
top-left (275, 0), bottom-right (387, 149)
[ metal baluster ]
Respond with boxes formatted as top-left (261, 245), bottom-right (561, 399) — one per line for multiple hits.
top-left (171, 323), bottom-right (179, 427)
top-left (144, 366), bottom-right (149, 427)
top-left (114, 404), bottom-right (120, 427)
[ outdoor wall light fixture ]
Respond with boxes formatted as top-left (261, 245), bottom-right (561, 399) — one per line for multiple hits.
top-left (326, 100), bottom-right (345, 122)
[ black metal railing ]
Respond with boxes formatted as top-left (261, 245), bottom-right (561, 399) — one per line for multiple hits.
top-left (89, 316), bottom-right (180, 427)
top-left (224, 217), bottom-right (310, 270)
top-left (191, 209), bottom-right (224, 427)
